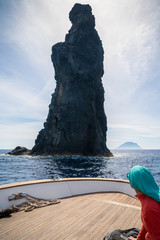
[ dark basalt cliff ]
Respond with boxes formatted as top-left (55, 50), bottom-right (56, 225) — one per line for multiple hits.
top-left (31, 3), bottom-right (112, 157)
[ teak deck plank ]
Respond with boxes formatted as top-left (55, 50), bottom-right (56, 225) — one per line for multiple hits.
top-left (0, 193), bottom-right (141, 240)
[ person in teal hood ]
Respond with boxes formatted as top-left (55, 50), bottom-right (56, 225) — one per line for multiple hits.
top-left (128, 165), bottom-right (160, 202)
top-left (128, 166), bottom-right (160, 240)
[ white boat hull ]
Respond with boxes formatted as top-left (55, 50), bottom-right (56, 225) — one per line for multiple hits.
top-left (0, 178), bottom-right (135, 209)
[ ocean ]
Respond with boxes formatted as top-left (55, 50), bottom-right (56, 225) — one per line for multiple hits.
top-left (0, 149), bottom-right (160, 186)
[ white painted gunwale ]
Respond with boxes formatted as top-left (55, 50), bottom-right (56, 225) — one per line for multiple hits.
top-left (0, 178), bottom-right (135, 210)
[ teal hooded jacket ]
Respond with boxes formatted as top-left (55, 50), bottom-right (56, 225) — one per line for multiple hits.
top-left (128, 165), bottom-right (160, 202)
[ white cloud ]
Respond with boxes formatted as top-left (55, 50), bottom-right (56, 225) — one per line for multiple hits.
top-left (0, 74), bottom-right (52, 120)
top-left (0, 122), bottom-right (43, 149)
top-left (109, 123), bottom-right (160, 137)
top-left (107, 121), bottom-right (160, 149)
top-left (4, 0), bottom-right (71, 78)
top-left (102, 0), bottom-right (160, 97)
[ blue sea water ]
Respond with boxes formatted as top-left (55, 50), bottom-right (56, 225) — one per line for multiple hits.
top-left (0, 149), bottom-right (160, 186)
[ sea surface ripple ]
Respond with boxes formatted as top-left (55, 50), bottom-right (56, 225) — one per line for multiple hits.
top-left (0, 149), bottom-right (160, 186)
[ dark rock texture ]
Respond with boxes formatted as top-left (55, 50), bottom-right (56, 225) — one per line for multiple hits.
top-left (8, 146), bottom-right (31, 155)
top-left (31, 3), bottom-right (112, 157)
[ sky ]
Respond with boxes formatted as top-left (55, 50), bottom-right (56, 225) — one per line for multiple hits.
top-left (0, 0), bottom-right (160, 150)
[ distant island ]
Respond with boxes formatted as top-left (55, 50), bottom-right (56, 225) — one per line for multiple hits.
top-left (116, 142), bottom-right (142, 150)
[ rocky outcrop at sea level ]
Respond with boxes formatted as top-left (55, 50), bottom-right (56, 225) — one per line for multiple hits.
top-left (8, 146), bottom-right (31, 155)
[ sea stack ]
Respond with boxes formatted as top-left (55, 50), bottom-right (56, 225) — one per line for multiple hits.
top-left (31, 3), bottom-right (112, 156)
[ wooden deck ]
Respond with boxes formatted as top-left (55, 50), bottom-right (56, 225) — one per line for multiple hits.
top-left (0, 192), bottom-right (141, 240)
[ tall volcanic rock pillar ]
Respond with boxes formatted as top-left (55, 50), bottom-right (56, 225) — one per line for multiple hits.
top-left (31, 3), bottom-right (112, 156)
